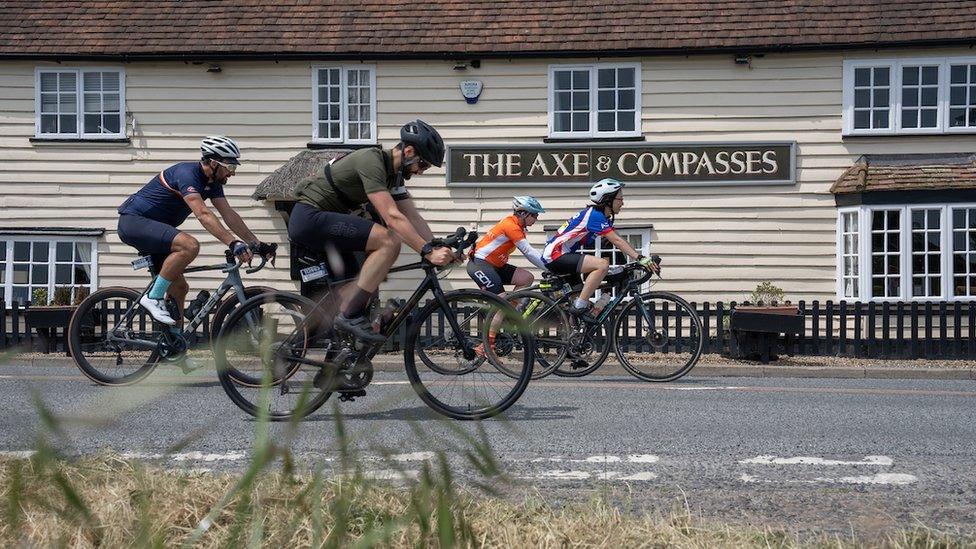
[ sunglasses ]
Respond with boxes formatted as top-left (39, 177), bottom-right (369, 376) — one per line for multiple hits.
top-left (214, 160), bottom-right (237, 173)
top-left (416, 158), bottom-right (431, 171)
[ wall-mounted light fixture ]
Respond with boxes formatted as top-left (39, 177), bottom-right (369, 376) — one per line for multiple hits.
top-left (207, 64), bottom-right (222, 73)
top-left (734, 54), bottom-right (751, 66)
top-left (452, 59), bottom-right (481, 71)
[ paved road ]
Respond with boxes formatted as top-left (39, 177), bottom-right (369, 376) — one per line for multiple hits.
top-left (2, 362), bottom-right (975, 536)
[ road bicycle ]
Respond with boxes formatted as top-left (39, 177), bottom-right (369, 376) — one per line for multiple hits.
top-left (504, 256), bottom-right (703, 382)
top-left (67, 246), bottom-right (277, 386)
top-left (213, 228), bottom-right (534, 421)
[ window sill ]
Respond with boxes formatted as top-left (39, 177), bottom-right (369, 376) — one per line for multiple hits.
top-left (306, 142), bottom-right (381, 150)
top-left (30, 137), bottom-right (131, 145)
top-left (842, 131), bottom-right (976, 138)
top-left (543, 136), bottom-right (646, 144)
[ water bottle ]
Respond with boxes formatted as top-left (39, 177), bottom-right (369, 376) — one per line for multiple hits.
top-left (184, 290), bottom-right (210, 320)
top-left (371, 299), bottom-right (400, 334)
top-left (591, 293), bottom-right (613, 316)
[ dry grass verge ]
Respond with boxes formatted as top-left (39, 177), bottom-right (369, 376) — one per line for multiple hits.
top-left (0, 456), bottom-right (971, 548)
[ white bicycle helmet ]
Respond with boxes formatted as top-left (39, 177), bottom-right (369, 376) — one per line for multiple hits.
top-left (589, 178), bottom-right (624, 204)
top-left (201, 135), bottom-right (241, 165)
top-left (513, 195), bottom-right (545, 214)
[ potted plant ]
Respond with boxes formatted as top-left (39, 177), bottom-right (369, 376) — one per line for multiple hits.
top-left (25, 286), bottom-right (82, 352)
top-left (728, 282), bottom-right (802, 362)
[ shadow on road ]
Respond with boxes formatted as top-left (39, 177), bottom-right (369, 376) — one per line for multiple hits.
top-left (290, 404), bottom-right (580, 422)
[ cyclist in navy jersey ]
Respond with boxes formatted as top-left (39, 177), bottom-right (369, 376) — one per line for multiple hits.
top-left (117, 136), bottom-right (272, 325)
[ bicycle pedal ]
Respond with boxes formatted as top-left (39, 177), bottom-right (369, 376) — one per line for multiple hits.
top-left (338, 390), bottom-right (366, 402)
top-left (571, 359), bottom-right (589, 370)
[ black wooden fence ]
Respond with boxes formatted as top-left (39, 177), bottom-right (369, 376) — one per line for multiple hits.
top-left (2, 299), bottom-right (974, 360)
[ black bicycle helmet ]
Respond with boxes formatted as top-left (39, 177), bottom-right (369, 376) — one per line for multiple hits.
top-left (400, 119), bottom-right (445, 167)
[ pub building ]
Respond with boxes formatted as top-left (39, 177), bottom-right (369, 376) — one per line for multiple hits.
top-left (0, 1), bottom-right (974, 310)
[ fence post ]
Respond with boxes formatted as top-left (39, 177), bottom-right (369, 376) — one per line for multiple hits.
top-left (853, 302), bottom-right (862, 358)
top-left (910, 302), bottom-right (919, 359)
top-left (881, 301), bottom-right (890, 359)
top-left (924, 302), bottom-right (934, 359)
top-left (796, 300), bottom-right (806, 355)
top-left (866, 301), bottom-right (877, 359)
top-left (811, 300), bottom-right (820, 355)
top-left (896, 302), bottom-right (905, 359)
top-left (839, 301), bottom-right (848, 357)
top-left (701, 302), bottom-right (711, 354)
top-left (953, 302), bottom-right (962, 358)
top-left (11, 302), bottom-right (21, 347)
top-left (825, 300), bottom-right (834, 356)
top-left (0, 300), bottom-right (6, 350)
top-left (969, 302), bottom-right (975, 358)
top-left (716, 301), bottom-right (725, 355)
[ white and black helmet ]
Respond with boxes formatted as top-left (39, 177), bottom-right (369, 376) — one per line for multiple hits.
top-left (589, 178), bottom-right (624, 204)
top-left (200, 135), bottom-right (241, 165)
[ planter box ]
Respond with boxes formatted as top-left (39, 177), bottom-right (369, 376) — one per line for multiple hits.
top-left (24, 305), bottom-right (76, 354)
top-left (729, 305), bottom-right (803, 363)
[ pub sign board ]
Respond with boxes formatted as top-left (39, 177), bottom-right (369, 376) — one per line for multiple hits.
top-left (446, 142), bottom-right (796, 187)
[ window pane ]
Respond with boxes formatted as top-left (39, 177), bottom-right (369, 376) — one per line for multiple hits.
top-left (40, 72), bottom-right (58, 92)
top-left (40, 115), bottom-right (57, 134)
top-left (854, 110), bottom-right (870, 129)
top-left (13, 287), bottom-right (27, 303)
top-left (104, 93), bottom-right (119, 111)
top-left (359, 105), bottom-right (370, 121)
top-left (886, 232), bottom-right (899, 251)
top-left (598, 90), bottom-right (614, 110)
top-left (83, 72), bottom-right (101, 92)
top-left (572, 91), bottom-right (588, 110)
top-left (32, 241), bottom-right (48, 259)
top-left (31, 265), bottom-right (47, 284)
top-left (59, 114), bottom-right (76, 132)
top-left (347, 105), bottom-right (357, 122)
top-left (927, 254), bottom-right (940, 273)
top-left (873, 88), bottom-right (889, 107)
top-left (329, 123), bottom-right (340, 137)
top-left (901, 89), bottom-right (917, 107)
top-left (951, 65), bottom-right (967, 84)
top-left (597, 112), bottom-right (614, 131)
top-left (572, 70), bottom-right (588, 89)
top-left (950, 86), bottom-right (966, 105)
top-left (920, 87), bottom-right (937, 106)
top-left (902, 66), bottom-right (918, 85)
top-left (873, 109), bottom-right (889, 128)
top-left (854, 89), bottom-right (870, 108)
top-left (348, 87), bottom-right (359, 103)
top-left (902, 110), bottom-right (918, 128)
top-left (618, 68), bottom-right (635, 88)
top-left (14, 242), bottom-right (29, 261)
top-left (59, 72), bottom-right (76, 92)
top-left (855, 68), bottom-right (870, 86)
top-left (74, 265), bottom-right (91, 284)
top-left (950, 107), bottom-right (967, 126)
top-left (554, 91), bottom-right (570, 111)
top-left (617, 112), bottom-right (635, 132)
top-left (597, 68), bottom-right (614, 88)
top-left (922, 66), bottom-right (938, 85)
top-left (912, 254), bottom-right (924, 272)
top-left (55, 264), bottom-right (71, 284)
top-left (84, 114), bottom-right (101, 134)
top-left (329, 87), bottom-right (340, 103)
top-left (618, 89), bottom-right (635, 110)
top-left (347, 71), bottom-right (358, 86)
top-left (920, 109), bottom-right (937, 128)
top-left (572, 112), bottom-right (588, 132)
top-left (872, 212), bottom-right (885, 230)
top-left (554, 71), bottom-right (571, 90)
top-left (873, 67), bottom-right (889, 86)
top-left (555, 112), bottom-right (570, 132)
top-left (61, 94), bottom-right (76, 113)
top-left (40, 93), bottom-right (58, 113)
top-left (329, 105), bottom-right (339, 120)
top-left (13, 264), bottom-right (27, 284)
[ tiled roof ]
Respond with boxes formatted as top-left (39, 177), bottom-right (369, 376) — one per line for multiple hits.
top-left (1, 1), bottom-right (975, 59)
top-left (830, 153), bottom-right (976, 194)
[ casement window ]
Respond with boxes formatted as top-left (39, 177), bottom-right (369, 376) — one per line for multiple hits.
top-left (836, 205), bottom-right (976, 301)
top-left (312, 65), bottom-right (376, 144)
top-left (34, 68), bottom-right (125, 139)
top-left (842, 57), bottom-right (976, 135)
top-left (1, 238), bottom-right (97, 304)
top-left (548, 63), bottom-right (641, 139)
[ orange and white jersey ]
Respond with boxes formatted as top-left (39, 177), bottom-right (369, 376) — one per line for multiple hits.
top-left (474, 215), bottom-right (527, 268)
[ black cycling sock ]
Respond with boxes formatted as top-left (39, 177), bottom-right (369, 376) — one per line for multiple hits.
top-left (342, 287), bottom-right (373, 318)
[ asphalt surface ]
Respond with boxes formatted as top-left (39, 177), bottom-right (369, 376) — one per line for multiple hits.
top-left (1, 361), bottom-right (975, 537)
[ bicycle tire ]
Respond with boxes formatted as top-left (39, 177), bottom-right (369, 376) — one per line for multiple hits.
top-left (503, 289), bottom-right (569, 380)
top-left (403, 289), bottom-right (533, 420)
top-left (67, 287), bottom-right (161, 386)
top-left (209, 285), bottom-right (278, 387)
top-left (612, 291), bottom-right (703, 382)
top-left (214, 291), bottom-right (332, 421)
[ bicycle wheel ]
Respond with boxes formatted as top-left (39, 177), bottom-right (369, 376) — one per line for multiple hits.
top-left (404, 289), bottom-right (533, 420)
top-left (553, 317), bottom-right (612, 377)
top-left (214, 291), bottom-right (333, 421)
top-left (67, 287), bottom-right (161, 386)
top-left (503, 289), bottom-right (569, 380)
top-left (209, 285), bottom-right (278, 387)
top-left (612, 291), bottom-right (703, 382)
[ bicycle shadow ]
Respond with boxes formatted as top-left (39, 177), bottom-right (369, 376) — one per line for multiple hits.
top-left (298, 404), bottom-right (579, 422)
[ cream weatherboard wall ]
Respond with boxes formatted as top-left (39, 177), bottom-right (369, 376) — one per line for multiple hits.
top-left (1, 47), bottom-right (974, 302)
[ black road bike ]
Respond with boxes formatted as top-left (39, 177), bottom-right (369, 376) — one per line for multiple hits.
top-left (68, 247), bottom-right (276, 386)
top-left (505, 257), bottom-right (704, 382)
top-left (214, 228), bottom-right (535, 421)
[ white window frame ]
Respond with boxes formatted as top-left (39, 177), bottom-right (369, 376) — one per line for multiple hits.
top-left (842, 56), bottom-right (976, 136)
top-left (34, 67), bottom-right (126, 139)
top-left (836, 204), bottom-right (976, 302)
top-left (547, 62), bottom-right (642, 139)
top-left (1, 236), bottom-right (99, 305)
top-left (311, 64), bottom-right (377, 145)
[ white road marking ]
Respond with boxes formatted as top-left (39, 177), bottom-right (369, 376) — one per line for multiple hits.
top-left (390, 452), bottom-right (436, 461)
top-left (530, 470), bottom-right (592, 480)
top-left (122, 451), bottom-right (246, 462)
top-left (362, 469), bottom-right (420, 481)
top-left (522, 469), bottom-right (659, 482)
top-left (529, 454), bottom-right (658, 464)
top-left (740, 455), bottom-right (894, 466)
top-left (370, 381), bottom-right (411, 386)
top-left (740, 472), bottom-right (916, 485)
top-left (626, 454), bottom-right (660, 463)
top-left (0, 450), bottom-right (36, 459)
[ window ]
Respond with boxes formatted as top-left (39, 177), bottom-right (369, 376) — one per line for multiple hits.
top-left (870, 210), bottom-right (902, 299)
top-left (312, 65), bottom-right (376, 144)
top-left (910, 208), bottom-right (942, 298)
top-left (836, 204), bottom-right (976, 301)
top-left (548, 63), bottom-right (641, 138)
top-left (952, 207), bottom-right (976, 297)
top-left (838, 210), bottom-right (860, 299)
top-left (2, 238), bottom-right (96, 304)
top-left (35, 68), bottom-right (125, 138)
top-left (948, 63), bottom-right (976, 129)
top-left (843, 57), bottom-right (976, 135)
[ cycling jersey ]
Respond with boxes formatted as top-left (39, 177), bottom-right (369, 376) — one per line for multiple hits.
top-left (473, 214), bottom-right (529, 268)
top-left (118, 162), bottom-right (225, 227)
top-left (542, 206), bottom-right (613, 263)
top-left (293, 148), bottom-right (409, 213)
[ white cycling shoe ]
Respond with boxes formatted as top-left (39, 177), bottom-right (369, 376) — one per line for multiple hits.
top-left (139, 295), bottom-right (176, 325)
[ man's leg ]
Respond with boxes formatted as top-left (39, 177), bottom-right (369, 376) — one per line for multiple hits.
top-left (511, 267), bottom-right (534, 291)
top-left (167, 274), bottom-right (190, 319)
top-left (335, 225), bottom-right (401, 341)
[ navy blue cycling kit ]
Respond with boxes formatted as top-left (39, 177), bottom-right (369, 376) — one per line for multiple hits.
top-left (117, 162), bottom-right (225, 267)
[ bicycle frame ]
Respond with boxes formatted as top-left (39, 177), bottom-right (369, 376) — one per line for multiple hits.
top-left (104, 258), bottom-right (252, 350)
